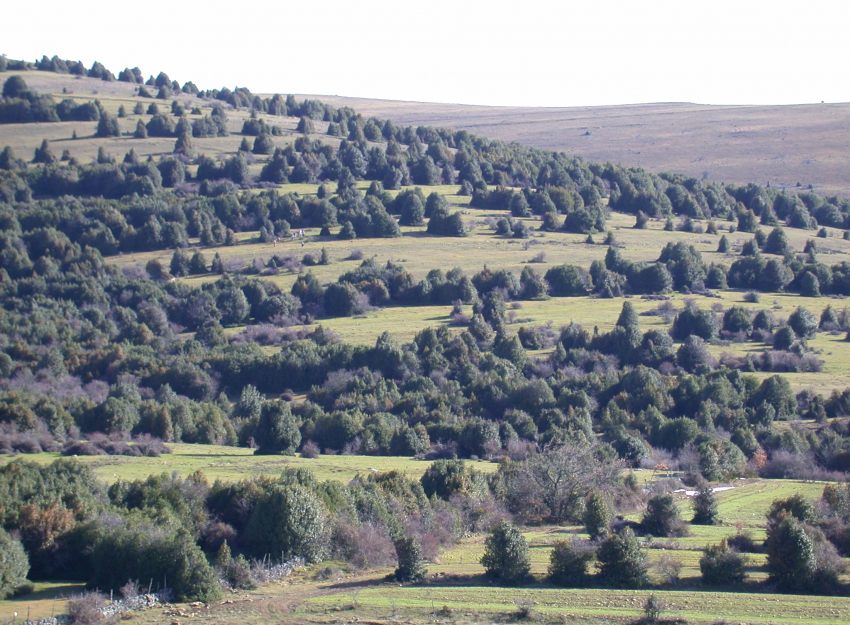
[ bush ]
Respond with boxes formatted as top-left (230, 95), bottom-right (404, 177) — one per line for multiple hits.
top-left (480, 520), bottom-right (530, 584)
top-left (700, 539), bottom-right (747, 586)
top-left (548, 539), bottom-right (594, 587)
top-left (66, 591), bottom-right (108, 625)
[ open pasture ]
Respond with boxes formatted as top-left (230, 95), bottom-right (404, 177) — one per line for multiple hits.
top-left (0, 443), bottom-right (498, 485)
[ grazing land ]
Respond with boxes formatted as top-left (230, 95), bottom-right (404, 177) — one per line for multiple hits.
top-left (294, 95), bottom-right (850, 197)
top-left (3, 59), bottom-right (850, 625)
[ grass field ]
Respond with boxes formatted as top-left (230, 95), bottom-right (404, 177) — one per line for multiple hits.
top-left (0, 443), bottom-right (498, 485)
top-left (0, 465), bottom-right (840, 625)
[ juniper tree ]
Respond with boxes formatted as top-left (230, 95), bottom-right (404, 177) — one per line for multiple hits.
top-left (394, 536), bottom-right (427, 582)
top-left (596, 527), bottom-right (648, 588)
top-left (480, 520), bottom-right (530, 584)
top-left (691, 482), bottom-right (720, 525)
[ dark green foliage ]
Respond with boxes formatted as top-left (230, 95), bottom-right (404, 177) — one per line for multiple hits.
top-left (692, 483), bottom-right (720, 525)
top-left (700, 539), bottom-right (747, 585)
top-left (788, 306), bottom-right (818, 338)
top-left (764, 227), bottom-right (790, 255)
top-left (722, 306), bottom-right (752, 335)
top-left (584, 490), bottom-right (612, 539)
top-left (244, 483), bottom-right (327, 562)
top-left (420, 459), bottom-right (483, 500)
top-left (394, 536), bottom-right (427, 582)
top-left (671, 306), bottom-right (718, 341)
top-left (253, 401), bottom-right (301, 455)
top-left (642, 493), bottom-right (684, 537)
top-left (96, 113), bottom-right (120, 138)
top-left (33, 139), bottom-right (56, 164)
top-left (717, 234), bottom-right (730, 252)
top-left (91, 521), bottom-right (220, 602)
top-left (480, 520), bottom-right (530, 584)
top-left (548, 539), bottom-right (594, 587)
top-left (0, 527), bottom-right (29, 599)
top-left (765, 516), bottom-right (818, 591)
top-left (252, 133), bottom-right (274, 155)
top-left (596, 528), bottom-right (648, 588)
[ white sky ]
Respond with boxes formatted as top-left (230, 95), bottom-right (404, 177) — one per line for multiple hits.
top-left (4, 0), bottom-right (849, 107)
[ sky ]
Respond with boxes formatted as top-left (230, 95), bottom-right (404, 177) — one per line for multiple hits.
top-left (5, 0), bottom-right (850, 108)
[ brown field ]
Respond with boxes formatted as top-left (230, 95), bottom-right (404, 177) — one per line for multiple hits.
top-left (291, 94), bottom-right (850, 197)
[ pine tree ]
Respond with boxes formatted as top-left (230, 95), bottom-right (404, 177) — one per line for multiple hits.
top-left (700, 539), bottom-right (747, 585)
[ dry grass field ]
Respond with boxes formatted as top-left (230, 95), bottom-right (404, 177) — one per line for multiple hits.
top-left (291, 94), bottom-right (850, 197)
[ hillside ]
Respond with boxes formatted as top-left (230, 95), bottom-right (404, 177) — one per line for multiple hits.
top-left (293, 94), bottom-right (850, 197)
top-left (3, 56), bottom-right (850, 624)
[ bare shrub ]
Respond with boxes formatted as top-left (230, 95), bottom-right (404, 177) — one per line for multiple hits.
top-left (67, 592), bottom-right (113, 625)
top-left (301, 440), bottom-right (320, 459)
top-left (528, 251), bottom-right (547, 263)
top-left (655, 553), bottom-right (682, 586)
top-left (743, 291), bottom-right (760, 303)
top-left (119, 580), bottom-right (140, 601)
top-left (330, 519), bottom-right (396, 570)
top-left (345, 248), bottom-right (364, 261)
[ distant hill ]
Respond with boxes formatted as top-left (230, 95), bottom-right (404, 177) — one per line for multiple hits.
top-left (291, 95), bottom-right (850, 197)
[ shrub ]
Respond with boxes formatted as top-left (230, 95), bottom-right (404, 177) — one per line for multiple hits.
top-left (700, 539), bottom-right (748, 585)
top-left (480, 520), bottom-right (530, 584)
top-left (548, 539), bottom-right (594, 587)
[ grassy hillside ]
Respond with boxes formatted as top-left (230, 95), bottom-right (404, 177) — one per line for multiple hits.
top-left (292, 94), bottom-right (850, 198)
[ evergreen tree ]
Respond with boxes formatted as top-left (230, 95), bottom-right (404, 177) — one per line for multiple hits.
top-left (480, 520), bottom-right (530, 584)
top-left (548, 539), bottom-right (594, 587)
top-left (134, 120), bottom-right (147, 138)
top-left (596, 528), bottom-right (648, 588)
top-left (211, 252), bottom-right (224, 274)
top-left (394, 536), bottom-right (427, 582)
top-left (765, 516), bottom-right (817, 592)
top-left (0, 527), bottom-right (29, 599)
top-left (642, 493), bottom-right (683, 537)
top-left (692, 482), bottom-right (720, 525)
top-left (584, 490), bottom-right (612, 539)
top-left (717, 234), bottom-right (730, 253)
top-left (96, 112), bottom-right (120, 137)
top-left (253, 401), bottom-right (301, 455)
top-left (700, 539), bottom-right (747, 585)
top-left (33, 139), bottom-right (56, 164)
top-left (244, 483), bottom-right (327, 562)
top-left (170, 249), bottom-right (189, 277)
